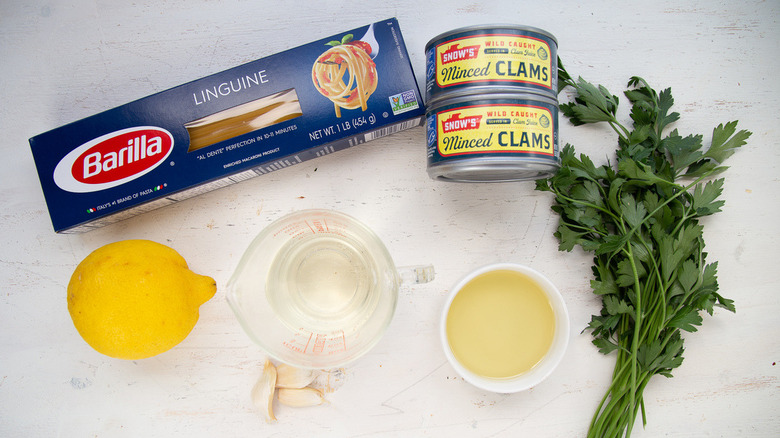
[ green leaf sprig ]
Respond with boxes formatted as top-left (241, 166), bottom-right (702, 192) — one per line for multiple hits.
top-left (537, 59), bottom-right (751, 438)
top-left (325, 33), bottom-right (354, 47)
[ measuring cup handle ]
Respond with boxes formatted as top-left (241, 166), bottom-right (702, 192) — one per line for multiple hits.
top-left (397, 264), bottom-right (435, 285)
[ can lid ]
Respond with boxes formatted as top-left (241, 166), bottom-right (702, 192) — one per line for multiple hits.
top-left (425, 24), bottom-right (558, 51)
top-left (428, 157), bottom-right (560, 183)
top-left (426, 90), bottom-right (559, 113)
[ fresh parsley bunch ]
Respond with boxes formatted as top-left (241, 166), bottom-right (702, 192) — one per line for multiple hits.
top-left (536, 61), bottom-right (751, 437)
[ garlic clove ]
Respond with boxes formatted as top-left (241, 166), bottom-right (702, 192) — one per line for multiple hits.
top-left (250, 359), bottom-right (277, 422)
top-left (277, 387), bottom-right (325, 407)
top-left (275, 363), bottom-right (317, 389)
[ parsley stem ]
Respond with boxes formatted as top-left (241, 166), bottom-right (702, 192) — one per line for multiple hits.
top-left (608, 120), bottom-right (631, 143)
top-left (562, 219), bottom-right (609, 238)
top-left (624, 244), bottom-right (643, 437)
top-left (550, 185), bottom-right (621, 224)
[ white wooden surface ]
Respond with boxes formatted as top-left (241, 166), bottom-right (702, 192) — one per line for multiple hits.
top-left (2, 1), bottom-right (779, 436)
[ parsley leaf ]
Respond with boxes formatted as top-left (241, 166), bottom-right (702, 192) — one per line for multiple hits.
top-left (691, 179), bottom-right (725, 216)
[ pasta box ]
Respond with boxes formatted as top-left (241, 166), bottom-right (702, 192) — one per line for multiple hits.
top-left (29, 18), bottom-right (424, 233)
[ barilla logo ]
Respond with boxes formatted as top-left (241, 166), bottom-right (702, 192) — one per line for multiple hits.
top-left (442, 113), bottom-right (482, 133)
top-left (53, 126), bottom-right (173, 193)
top-left (440, 44), bottom-right (480, 65)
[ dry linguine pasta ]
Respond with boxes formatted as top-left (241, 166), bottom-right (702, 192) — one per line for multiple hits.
top-left (185, 89), bottom-right (302, 152)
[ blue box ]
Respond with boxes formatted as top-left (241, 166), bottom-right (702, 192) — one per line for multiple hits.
top-left (30, 18), bottom-right (424, 233)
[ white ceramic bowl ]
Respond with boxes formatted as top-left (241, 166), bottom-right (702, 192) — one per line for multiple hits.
top-left (440, 263), bottom-right (570, 393)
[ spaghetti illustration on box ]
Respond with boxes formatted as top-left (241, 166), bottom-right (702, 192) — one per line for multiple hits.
top-left (312, 25), bottom-right (379, 118)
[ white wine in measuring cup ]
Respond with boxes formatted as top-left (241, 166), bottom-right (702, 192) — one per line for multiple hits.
top-left (227, 209), bottom-right (434, 369)
top-left (266, 234), bottom-right (382, 333)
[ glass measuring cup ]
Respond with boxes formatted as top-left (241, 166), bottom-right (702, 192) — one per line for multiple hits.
top-left (227, 209), bottom-right (434, 369)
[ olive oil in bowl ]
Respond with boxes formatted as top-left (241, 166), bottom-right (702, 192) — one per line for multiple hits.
top-left (446, 269), bottom-right (555, 378)
top-left (441, 263), bottom-right (569, 393)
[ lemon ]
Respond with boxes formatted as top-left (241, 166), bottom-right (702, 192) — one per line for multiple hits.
top-left (67, 239), bottom-right (217, 359)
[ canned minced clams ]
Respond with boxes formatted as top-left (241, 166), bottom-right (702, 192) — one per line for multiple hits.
top-left (426, 93), bottom-right (559, 182)
top-left (424, 24), bottom-right (560, 182)
top-left (425, 25), bottom-right (558, 105)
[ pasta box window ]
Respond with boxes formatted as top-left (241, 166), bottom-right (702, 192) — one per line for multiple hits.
top-left (30, 18), bottom-right (424, 233)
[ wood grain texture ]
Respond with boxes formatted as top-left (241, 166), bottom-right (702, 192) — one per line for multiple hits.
top-left (1, 0), bottom-right (778, 436)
